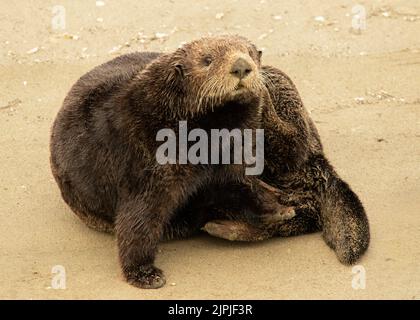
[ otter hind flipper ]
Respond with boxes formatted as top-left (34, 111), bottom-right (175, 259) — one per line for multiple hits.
top-left (203, 220), bottom-right (269, 242)
top-left (315, 157), bottom-right (370, 265)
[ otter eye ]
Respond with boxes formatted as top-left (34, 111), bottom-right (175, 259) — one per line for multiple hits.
top-left (257, 50), bottom-right (263, 60)
top-left (203, 56), bottom-right (213, 66)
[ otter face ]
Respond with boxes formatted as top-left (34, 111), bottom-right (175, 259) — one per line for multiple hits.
top-left (169, 35), bottom-right (265, 114)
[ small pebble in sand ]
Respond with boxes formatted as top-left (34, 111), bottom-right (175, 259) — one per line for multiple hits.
top-left (354, 97), bottom-right (365, 104)
top-left (108, 45), bottom-right (122, 55)
top-left (63, 33), bottom-right (79, 40)
top-left (273, 15), bottom-right (282, 20)
top-left (26, 47), bottom-right (39, 54)
top-left (154, 32), bottom-right (168, 39)
top-left (170, 282), bottom-right (176, 286)
top-left (258, 33), bottom-right (268, 40)
top-left (314, 16), bottom-right (325, 22)
top-left (215, 12), bottom-right (224, 20)
top-left (96, 1), bottom-right (105, 7)
top-left (23, 81), bottom-right (27, 86)
top-left (96, 17), bottom-right (104, 23)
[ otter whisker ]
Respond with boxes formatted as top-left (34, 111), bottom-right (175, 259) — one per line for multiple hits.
top-left (195, 77), bottom-right (213, 114)
top-left (195, 80), bottom-right (207, 110)
top-left (206, 77), bottom-right (221, 112)
top-left (202, 77), bottom-right (218, 113)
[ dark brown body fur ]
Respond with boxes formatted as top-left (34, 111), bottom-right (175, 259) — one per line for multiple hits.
top-left (50, 36), bottom-right (369, 289)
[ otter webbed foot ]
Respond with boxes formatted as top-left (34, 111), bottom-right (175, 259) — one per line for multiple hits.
top-left (260, 205), bottom-right (295, 223)
top-left (203, 205), bottom-right (295, 242)
top-left (203, 220), bottom-right (269, 241)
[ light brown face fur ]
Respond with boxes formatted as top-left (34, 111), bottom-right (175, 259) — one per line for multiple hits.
top-left (169, 35), bottom-right (266, 113)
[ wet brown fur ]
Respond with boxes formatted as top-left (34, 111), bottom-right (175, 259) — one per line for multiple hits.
top-left (50, 35), bottom-right (369, 289)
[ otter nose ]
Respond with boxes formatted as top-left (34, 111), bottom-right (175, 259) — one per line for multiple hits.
top-left (230, 57), bottom-right (252, 79)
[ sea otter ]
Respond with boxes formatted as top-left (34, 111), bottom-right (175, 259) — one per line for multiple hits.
top-left (50, 35), bottom-right (297, 288)
top-left (50, 35), bottom-right (370, 289)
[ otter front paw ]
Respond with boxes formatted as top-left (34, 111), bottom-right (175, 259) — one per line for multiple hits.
top-left (249, 179), bottom-right (296, 224)
top-left (123, 264), bottom-right (166, 289)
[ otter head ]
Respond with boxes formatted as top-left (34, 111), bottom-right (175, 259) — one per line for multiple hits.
top-left (148, 35), bottom-right (265, 118)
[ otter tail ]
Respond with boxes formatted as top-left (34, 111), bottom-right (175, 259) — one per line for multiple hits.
top-left (314, 155), bottom-right (370, 265)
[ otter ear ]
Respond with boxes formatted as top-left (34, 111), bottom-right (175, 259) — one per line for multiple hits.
top-left (172, 48), bottom-right (187, 79)
top-left (174, 63), bottom-right (184, 78)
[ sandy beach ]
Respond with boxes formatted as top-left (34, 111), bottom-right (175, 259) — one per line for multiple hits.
top-left (0, 0), bottom-right (419, 299)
